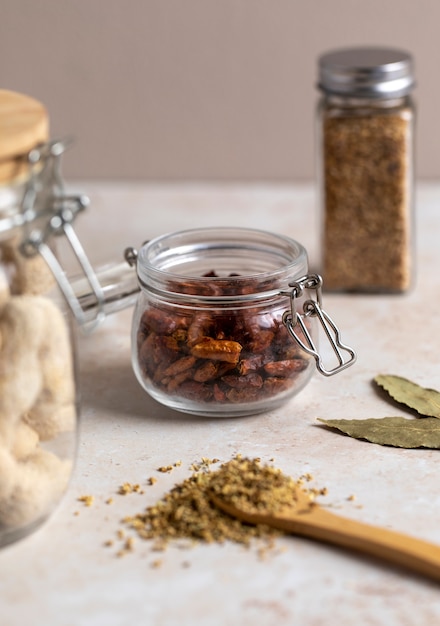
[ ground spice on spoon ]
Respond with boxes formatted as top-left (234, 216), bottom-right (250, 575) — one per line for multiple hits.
top-left (117, 455), bottom-right (323, 556)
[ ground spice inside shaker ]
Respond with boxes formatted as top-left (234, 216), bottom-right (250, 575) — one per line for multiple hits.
top-left (317, 47), bottom-right (415, 293)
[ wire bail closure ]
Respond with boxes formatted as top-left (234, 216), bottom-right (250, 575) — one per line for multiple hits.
top-left (281, 274), bottom-right (356, 376)
top-left (19, 140), bottom-right (106, 332)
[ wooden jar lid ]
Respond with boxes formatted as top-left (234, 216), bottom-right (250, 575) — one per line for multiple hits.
top-left (0, 90), bottom-right (49, 184)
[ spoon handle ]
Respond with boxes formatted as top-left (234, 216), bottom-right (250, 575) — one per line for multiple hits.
top-left (278, 506), bottom-right (440, 582)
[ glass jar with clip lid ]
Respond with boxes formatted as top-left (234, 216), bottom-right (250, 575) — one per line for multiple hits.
top-left (124, 228), bottom-right (357, 417)
top-left (0, 90), bottom-right (89, 546)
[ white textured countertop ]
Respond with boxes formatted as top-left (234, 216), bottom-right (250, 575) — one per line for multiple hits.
top-left (2, 182), bottom-right (440, 626)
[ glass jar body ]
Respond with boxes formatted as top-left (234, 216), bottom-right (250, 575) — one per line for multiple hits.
top-left (0, 177), bottom-right (78, 547)
top-left (317, 94), bottom-right (415, 293)
top-left (131, 228), bottom-right (317, 417)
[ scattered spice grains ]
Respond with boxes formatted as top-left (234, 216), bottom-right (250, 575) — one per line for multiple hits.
top-left (156, 462), bottom-right (182, 473)
top-left (119, 455), bottom-right (319, 554)
top-left (157, 465), bottom-right (174, 474)
top-left (77, 495), bottom-right (94, 507)
top-left (76, 456), bottom-right (332, 561)
top-left (118, 482), bottom-right (144, 495)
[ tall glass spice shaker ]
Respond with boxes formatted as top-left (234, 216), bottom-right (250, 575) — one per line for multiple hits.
top-left (317, 47), bottom-right (415, 292)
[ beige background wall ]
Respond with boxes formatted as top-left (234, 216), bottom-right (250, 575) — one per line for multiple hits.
top-left (1, 1), bottom-right (438, 181)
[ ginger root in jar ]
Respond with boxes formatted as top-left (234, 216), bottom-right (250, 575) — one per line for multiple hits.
top-left (0, 446), bottom-right (71, 528)
top-left (0, 234), bottom-right (55, 296)
top-left (22, 296), bottom-right (76, 440)
top-left (0, 294), bottom-right (76, 529)
top-left (0, 294), bottom-right (75, 445)
top-left (0, 295), bottom-right (47, 447)
top-left (11, 422), bottom-right (39, 460)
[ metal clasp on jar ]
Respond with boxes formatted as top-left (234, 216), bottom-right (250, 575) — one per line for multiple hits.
top-left (18, 140), bottom-right (110, 331)
top-left (281, 274), bottom-right (356, 376)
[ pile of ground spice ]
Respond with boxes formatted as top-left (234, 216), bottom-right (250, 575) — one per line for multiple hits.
top-left (120, 455), bottom-right (320, 554)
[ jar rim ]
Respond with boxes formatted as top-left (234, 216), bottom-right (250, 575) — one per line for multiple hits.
top-left (136, 226), bottom-right (309, 303)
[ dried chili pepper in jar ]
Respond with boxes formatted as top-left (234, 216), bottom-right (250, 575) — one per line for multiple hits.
top-left (130, 227), bottom-right (356, 417)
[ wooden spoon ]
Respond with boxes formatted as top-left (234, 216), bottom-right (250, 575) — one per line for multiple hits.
top-left (211, 487), bottom-right (440, 583)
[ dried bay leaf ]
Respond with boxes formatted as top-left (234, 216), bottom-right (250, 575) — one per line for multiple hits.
top-left (318, 417), bottom-right (440, 449)
top-left (374, 374), bottom-right (440, 418)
